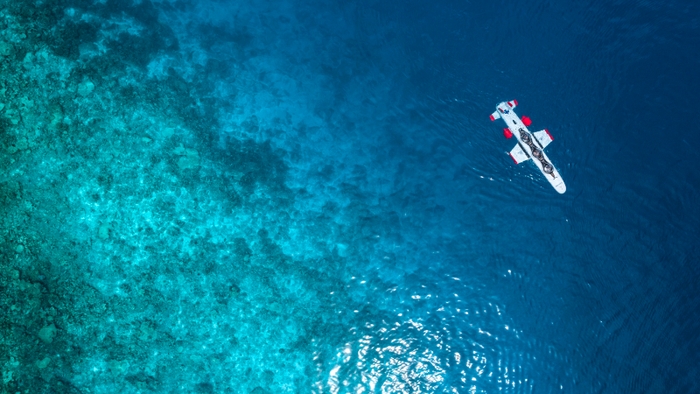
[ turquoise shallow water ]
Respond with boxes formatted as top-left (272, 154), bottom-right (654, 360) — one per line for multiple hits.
top-left (1, 0), bottom-right (699, 393)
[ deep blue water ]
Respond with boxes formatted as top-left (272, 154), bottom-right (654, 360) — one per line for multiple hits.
top-left (2, 0), bottom-right (699, 392)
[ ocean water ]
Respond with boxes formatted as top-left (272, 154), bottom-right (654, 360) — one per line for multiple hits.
top-left (1, 0), bottom-right (699, 393)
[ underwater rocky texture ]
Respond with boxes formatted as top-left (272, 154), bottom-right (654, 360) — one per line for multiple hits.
top-left (0, 1), bottom-right (452, 392)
